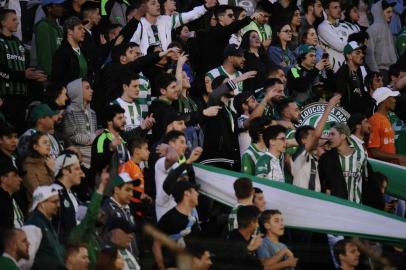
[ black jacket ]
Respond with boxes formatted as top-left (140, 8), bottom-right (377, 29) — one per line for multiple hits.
top-left (335, 64), bottom-right (373, 116)
top-left (51, 40), bottom-right (93, 84)
top-left (0, 187), bottom-right (16, 230)
top-left (202, 82), bottom-right (240, 171)
top-left (52, 180), bottom-right (81, 244)
top-left (318, 149), bottom-right (350, 200)
top-left (196, 17), bottom-right (252, 75)
top-left (242, 51), bottom-right (271, 94)
top-left (92, 52), bottom-right (161, 121)
top-left (148, 99), bottom-right (178, 145)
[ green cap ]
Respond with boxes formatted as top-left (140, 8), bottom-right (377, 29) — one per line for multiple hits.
top-left (297, 44), bottom-right (316, 56)
top-left (111, 172), bottom-right (134, 188)
top-left (29, 104), bottom-right (58, 122)
top-left (343, 41), bottom-right (366, 55)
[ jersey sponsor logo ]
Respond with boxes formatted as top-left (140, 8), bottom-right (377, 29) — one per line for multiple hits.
top-left (6, 53), bottom-right (25, 61)
top-left (297, 102), bottom-right (350, 134)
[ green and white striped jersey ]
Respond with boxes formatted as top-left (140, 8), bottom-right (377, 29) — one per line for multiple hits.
top-left (255, 152), bottom-right (285, 182)
top-left (285, 128), bottom-right (297, 156)
top-left (241, 143), bottom-right (267, 175)
top-left (137, 72), bottom-right (152, 118)
top-left (206, 65), bottom-right (243, 94)
top-left (338, 146), bottom-right (366, 204)
top-left (111, 98), bottom-right (143, 131)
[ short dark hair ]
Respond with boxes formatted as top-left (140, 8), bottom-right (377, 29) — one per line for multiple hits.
top-left (233, 92), bottom-right (252, 116)
top-left (111, 42), bottom-right (139, 63)
top-left (121, 72), bottom-right (140, 88)
top-left (164, 130), bottom-right (185, 144)
top-left (276, 98), bottom-right (295, 116)
top-left (262, 125), bottom-right (287, 148)
top-left (1, 228), bottom-right (20, 250)
top-left (302, 0), bottom-right (316, 13)
top-left (333, 239), bottom-right (353, 265)
top-left (259, 209), bottom-right (282, 233)
top-left (266, 66), bottom-right (284, 78)
top-left (364, 71), bottom-right (382, 90)
top-left (324, 0), bottom-right (340, 9)
top-left (102, 104), bottom-right (125, 128)
top-left (264, 78), bottom-right (283, 92)
top-left (0, 9), bottom-right (16, 28)
top-left (295, 125), bottom-right (315, 145)
top-left (347, 31), bottom-right (369, 44)
top-left (126, 5), bottom-right (138, 17)
top-left (128, 137), bottom-right (148, 153)
top-left (233, 177), bottom-right (253, 200)
top-left (211, 75), bottom-right (228, 90)
top-left (347, 113), bottom-right (367, 133)
top-left (389, 64), bottom-right (401, 78)
top-left (156, 73), bottom-right (177, 93)
top-left (249, 117), bottom-right (272, 143)
top-left (147, 44), bottom-right (161, 55)
top-left (237, 205), bottom-right (260, 229)
top-left (0, 123), bottom-right (17, 137)
top-left (65, 243), bottom-right (88, 262)
top-left (214, 5), bottom-right (233, 19)
top-left (253, 187), bottom-right (263, 203)
top-left (80, 1), bottom-right (99, 19)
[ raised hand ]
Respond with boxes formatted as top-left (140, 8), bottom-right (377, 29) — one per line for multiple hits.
top-left (141, 113), bottom-right (155, 130)
top-left (187, 147), bottom-right (203, 164)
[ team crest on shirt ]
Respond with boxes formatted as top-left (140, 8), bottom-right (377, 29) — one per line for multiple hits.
top-left (297, 102), bottom-right (350, 134)
top-left (64, 199), bottom-right (70, 208)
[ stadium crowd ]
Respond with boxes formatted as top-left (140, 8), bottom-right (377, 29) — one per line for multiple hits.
top-left (0, 0), bottom-right (406, 269)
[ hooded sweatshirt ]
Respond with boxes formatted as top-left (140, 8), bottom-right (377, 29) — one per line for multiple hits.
top-left (63, 79), bottom-right (97, 168)
top-left (365, 0), bottom-right (398, 71)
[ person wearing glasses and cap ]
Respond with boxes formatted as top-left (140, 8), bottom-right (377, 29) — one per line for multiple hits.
top-left (51, 152), bottom-right (85, 244)
top-left (25, 185), bottom-right (65, 270)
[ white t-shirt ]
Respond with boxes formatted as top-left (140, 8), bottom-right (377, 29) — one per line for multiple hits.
top-left (292, 146), bottom-right (321, 192)
top-left (237, 115), bottom-right (251, 157)
top-left (154, 157), bottom-right (178, 221)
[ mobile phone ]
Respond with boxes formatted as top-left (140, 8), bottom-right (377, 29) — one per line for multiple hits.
top-left (322, 53), bottom-right (329, 59)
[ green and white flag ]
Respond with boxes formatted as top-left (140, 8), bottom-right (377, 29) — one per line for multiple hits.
top-left (193, 163), bottom-right (406, 245)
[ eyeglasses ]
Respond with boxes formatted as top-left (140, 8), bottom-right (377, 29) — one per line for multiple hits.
top-left (275, 137), bottom-right (287, 141)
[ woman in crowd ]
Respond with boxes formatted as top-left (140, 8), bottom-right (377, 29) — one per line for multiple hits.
top-left (288, 7), bottom-right (301, 51)
top-left (268, 23), bottom-right (297, 73)
top-left (299, 25), bottom-right (324, 61)
top-left (22, 132), bottom-right (54, 200)
top-left (240, 30), bottom-right (271, 94)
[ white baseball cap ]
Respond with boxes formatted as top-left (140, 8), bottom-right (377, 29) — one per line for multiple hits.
top-left (54, 153), bottom-right (80, 177)
top-left (30, 186), bottom-right (59, 212)
top-left (372, 87), bottom-right (399, 106)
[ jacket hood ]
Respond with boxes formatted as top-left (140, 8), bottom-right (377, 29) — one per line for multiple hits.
top-left (371, 0), bottom-right (388, 24)
top-left (67, 78), bottom-right (84, 111)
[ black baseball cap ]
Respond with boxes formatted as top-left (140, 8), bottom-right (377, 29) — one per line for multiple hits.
top-left (107, 218), bottom-right (136, 233)
top-left (171, 180), bottom-right (200, 203)
top-left (224, 44), bottom-right (244, 58)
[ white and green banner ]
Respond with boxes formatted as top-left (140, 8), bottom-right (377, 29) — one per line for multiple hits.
top-left (193, 163), bottom-right (406, 245)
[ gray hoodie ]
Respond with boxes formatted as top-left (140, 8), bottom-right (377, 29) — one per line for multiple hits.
top-left (365, 0), bottom-right (398, 71)
top-left (62, 79), bottom-right (97, 168)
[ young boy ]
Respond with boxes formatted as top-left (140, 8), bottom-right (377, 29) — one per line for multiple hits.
top-left (257, 210), bottom-right (298, 269)
top-left (255, 125), bottom-right (287, 182)
top-left (118, 137), bottom-right (152, 219)
top-left (228, 177), bottom-right (254, 232)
